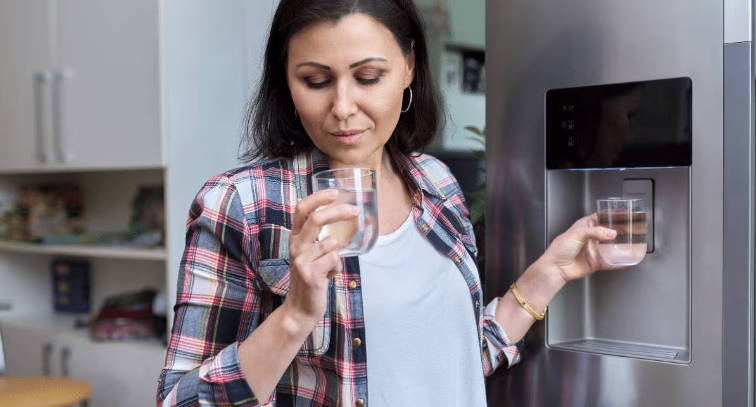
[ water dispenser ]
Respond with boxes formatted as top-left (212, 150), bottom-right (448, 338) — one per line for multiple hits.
top-left (545, 78), bottom-right (692, 363)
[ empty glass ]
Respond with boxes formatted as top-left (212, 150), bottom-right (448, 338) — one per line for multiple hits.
top-left (596, 197), bottom-right (648, 266)
top-left (312, 168), bottom-right (378, 257)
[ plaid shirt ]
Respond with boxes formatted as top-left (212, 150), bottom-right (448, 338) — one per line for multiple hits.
top-left (157, 148), bottom-right (521, 407)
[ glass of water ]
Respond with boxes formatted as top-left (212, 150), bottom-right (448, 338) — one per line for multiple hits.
top-left (312, 168), bottom-right (378, 257)
top-left (596, 197), bottom-right (648, 266)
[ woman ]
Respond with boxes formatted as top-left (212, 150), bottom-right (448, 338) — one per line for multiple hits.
top-left (157, 1), bottom-right (621, 406)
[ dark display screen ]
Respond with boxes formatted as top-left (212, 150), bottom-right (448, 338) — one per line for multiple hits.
top-left (546, 77), bottom-right (692, 169)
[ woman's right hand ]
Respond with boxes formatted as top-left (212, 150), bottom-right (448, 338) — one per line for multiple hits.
top-left (283, 189), bottom-right (358, 330)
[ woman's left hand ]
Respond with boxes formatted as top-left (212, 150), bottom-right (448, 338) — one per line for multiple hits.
top-left (540, 213), bottom-right (625, 283)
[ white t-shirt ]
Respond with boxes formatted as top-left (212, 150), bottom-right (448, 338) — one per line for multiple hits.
top-left (358, 212), bottom-right (487, 407)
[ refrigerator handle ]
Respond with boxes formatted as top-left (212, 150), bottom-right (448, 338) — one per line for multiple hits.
top-left (33, 71), bottom-right (52, 164)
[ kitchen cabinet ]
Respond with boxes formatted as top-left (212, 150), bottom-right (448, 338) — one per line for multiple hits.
top-left (53, 330), bottom-right (165, 407)
top-left (1, 321), bottom-right (55, 376)
top-left (0, 0), bottom-right (277, 403)
top-left (54, 0), bottom-right (161, 169)
top-left (0, 0), bottom-right (162, 172)
top-left (2, 318), bottom-right (163, 407)
top-left (0, 0), bottom-right (55, 171)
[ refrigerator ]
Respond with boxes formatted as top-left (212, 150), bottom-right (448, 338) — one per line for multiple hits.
top-left (484, 0), bottom-right (754, 405)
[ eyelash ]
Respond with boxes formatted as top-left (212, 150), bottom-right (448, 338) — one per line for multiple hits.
top-left (305, 71), bottom-right (384, 89)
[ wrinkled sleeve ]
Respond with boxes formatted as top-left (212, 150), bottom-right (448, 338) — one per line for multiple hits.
top-left (157, 176), bottom-right (268, 407)
top-left (480, 297), bottom-right (523, 375)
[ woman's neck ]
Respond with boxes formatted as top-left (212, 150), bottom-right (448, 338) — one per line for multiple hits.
top-left (328, 148), bottom-right (412, 235)
top-left (327, 148), bottom-right (398, 186)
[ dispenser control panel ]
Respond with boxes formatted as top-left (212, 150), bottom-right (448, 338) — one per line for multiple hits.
top-left (546, 77), bottom-right (692, 170)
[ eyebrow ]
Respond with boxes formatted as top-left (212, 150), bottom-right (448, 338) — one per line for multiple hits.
top-left (295, 57), bottom-right (388, 70)
top-left (349, 57), bottom-right (388, 68)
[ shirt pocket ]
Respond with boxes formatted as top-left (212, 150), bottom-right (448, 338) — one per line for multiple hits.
top-left (257, 258), bottom-right (332, 357)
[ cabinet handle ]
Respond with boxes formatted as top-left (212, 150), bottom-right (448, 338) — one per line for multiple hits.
top-left (60, 345), bottom-right (71, 377)
top-left (42, 342), bottom-right (53, 376)
top-left (33, 71), bottom-right (52, 163)
top-left (52, 68), bottom-right (72, 163)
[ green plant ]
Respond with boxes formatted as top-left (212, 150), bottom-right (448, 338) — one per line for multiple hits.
top-left (463, 125), bottom-right (486, 226)
top-left (463, 125), bottom-right (486, 269)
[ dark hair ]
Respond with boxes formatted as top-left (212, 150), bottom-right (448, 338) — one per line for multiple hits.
top-left (240, 0), bottom-right (442, 162)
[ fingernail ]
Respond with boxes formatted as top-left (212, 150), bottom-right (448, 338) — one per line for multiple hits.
top-left (350, 207), bottom-right (360, 216)
top-left (327, 190), bottom-right (339, 198)
top-left (605, 229), bottom-right (616, 238)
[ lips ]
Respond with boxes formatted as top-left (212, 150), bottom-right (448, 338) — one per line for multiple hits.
top-left (331, 130), bottom-right (365, 137)
top-left (329, 130), bottom-right (366, 143)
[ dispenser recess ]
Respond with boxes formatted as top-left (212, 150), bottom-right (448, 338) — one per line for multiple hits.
top-left (545, 78), bottom-right (692, 363)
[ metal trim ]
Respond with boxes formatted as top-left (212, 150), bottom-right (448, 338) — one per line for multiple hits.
top-left (725, 0), bottom-right (752, 43)
top-left (722, 40), bottom-right (754, 407)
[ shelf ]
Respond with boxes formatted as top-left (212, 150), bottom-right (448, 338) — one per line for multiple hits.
top-left (58, 325), bottom-right (167, 353)
top-left (445, 42), bottom-right (484, 53)
top-left (2, 315), bottom-right (166, 353)
top-left (0, 164), bottom-right (165, 176)
top-left (0, 241), bottom-right (167, 261)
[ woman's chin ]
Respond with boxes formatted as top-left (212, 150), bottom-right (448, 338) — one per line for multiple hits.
top-left (322, 148), bottom-right (383, 169)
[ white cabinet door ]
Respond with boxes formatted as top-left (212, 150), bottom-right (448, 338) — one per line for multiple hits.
top-left (0, 0), bottom-right (55, 172)
top-left (0, 321), bottom-right (55, 376)
top-left (56, 334), bottom-right (166, 407)
top-left (54, 0), bottom-right (162, 170)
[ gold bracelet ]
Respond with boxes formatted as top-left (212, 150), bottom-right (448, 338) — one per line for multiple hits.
top-left (510, 283), bottom-right (547, 321)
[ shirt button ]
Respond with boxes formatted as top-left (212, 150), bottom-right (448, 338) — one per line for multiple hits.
top-left (421, 224), bottom-right (430, 232)
top-left (348, 280), bottom-right (358, 289)
top-left (475, 300), bottom-right (480, 307)
top-left (352, 337), bottom-right (362, 347)
top-left (454, 256), bottom-right (462, 263)
top-left (355, 399), bottom-right (365, 407)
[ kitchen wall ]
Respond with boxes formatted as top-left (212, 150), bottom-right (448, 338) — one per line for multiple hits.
top-left (417, 0), bottom-right (486, 152)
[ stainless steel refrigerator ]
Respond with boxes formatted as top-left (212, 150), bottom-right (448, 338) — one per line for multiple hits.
top-left (484, 1), bottom-right (754, 405)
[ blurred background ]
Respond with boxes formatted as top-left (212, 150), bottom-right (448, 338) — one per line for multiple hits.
top-left (0, 0), bottom-right (483, 405)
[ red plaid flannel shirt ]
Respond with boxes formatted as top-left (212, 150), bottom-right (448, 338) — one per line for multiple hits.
top-left (157, 149), bottom-right (521, 406)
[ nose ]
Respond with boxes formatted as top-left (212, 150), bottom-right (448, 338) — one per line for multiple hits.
top-left (331, 82), bottom-right (358, 121)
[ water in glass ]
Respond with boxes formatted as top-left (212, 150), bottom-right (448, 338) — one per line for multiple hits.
top-left (596, 198), bottom-right (648, 266)
top-left (313, 168), bottom-right (378, 257)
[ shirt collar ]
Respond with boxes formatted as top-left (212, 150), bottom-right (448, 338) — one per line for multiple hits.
top-left (390, 150), bottom-right (447, 203)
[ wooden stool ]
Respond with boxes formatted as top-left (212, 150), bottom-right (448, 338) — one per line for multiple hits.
top-left (0, 376), bottom-right (92, 407)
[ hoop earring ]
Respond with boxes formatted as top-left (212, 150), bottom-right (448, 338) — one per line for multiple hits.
top-left (401, 86), bottom-right (413, 113)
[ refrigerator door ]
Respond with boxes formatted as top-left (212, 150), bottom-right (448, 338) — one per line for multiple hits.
top-left (484, 0), bottom-right (738, 405)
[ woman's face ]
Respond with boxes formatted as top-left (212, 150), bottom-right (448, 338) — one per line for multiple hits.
top-left (286, 13), bottom-right (415, 168)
